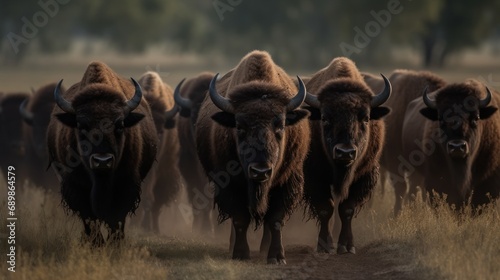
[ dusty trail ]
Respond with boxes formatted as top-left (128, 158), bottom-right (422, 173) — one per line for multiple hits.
top-left (270, 245), bottom-right (421, 280)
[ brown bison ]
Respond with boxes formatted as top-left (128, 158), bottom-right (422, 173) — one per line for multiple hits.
top-left (195, 51), bottom-right (310, 264)
top-left (363, 70), bottom-right (446, 215)
top-left (0, 92), bottom-right (30, 177)
top-left (402, 78), bottom-right (499, 208)
top-left (173, 72), bottom-right (217, 235)
top-left (47, 62), bottom-right (158, 245)
top-left (19, 83), bottom-right (63, 191)
top-left (136, 71), bottom-right (182, 233)
top-left (303, 57), bottom-right (391, 254)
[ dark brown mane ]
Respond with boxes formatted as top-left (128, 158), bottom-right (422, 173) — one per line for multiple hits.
top-left (72, 84), bottom-right (126, 108)
top-left (317, 79), bottom-right (373, 103)
top-left (228, 81), bottom-right (290, 106)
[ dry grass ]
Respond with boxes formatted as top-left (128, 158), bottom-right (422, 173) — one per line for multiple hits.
top-left (377, 193), bottom-right (500, 280)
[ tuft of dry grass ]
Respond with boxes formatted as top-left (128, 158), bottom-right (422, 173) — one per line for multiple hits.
top-left (378, 194), bottom-right (500, 280)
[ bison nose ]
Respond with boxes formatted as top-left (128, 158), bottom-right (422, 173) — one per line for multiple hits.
top-left (447, 140), bottom-right (469, 159)
top-left (90, 153), bottom-right (115, 170)
top-left (333, 144), bottom-right (357, 162)
top-left (248, 163), bottom-right (272, 182)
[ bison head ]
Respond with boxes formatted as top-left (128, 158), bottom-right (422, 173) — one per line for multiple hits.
top-left (305, 74), bottom-right (391, 166)
top-left (420, 82), bottom-right (497, 160)
top-left (54, 79), bottom-right (144, 173)
top-left (208, 74), bottom-right (309, 214)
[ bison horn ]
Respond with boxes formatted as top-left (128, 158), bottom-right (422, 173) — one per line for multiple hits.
top-left (164, 105), bottom-right (179, 121)
top-left (479, 86), bottom-right (492, 108)
top-left (371, 74), bottom-right (392, 107)
top-left (174, 78), bottom-right (192, 109)
top-left (286, 76), bottom-right (307, 111)
top-left (422, 86), bottom-right (437, 109)
top-left (124, 78), bottom-right (143, 114)
top-left (304, 91), bottom-right (321, 109)
top-left (54, 79), bottom-right (75, 113)
top-left (19, 98), bottom-right (34, 123)
top-left (209, 73), bottom-right (235, 114)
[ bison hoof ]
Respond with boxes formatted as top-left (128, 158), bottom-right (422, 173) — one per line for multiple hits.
top-left (337, 245), bottom-right (348, 254)
top-left (337, 244), bottom-right (356, 254)
top-left (317, 246), bottom-right (335, 254)
top-left (348, 246), bottom-right (356, 254)
top-left (267, 258), bottom-right (287, 265)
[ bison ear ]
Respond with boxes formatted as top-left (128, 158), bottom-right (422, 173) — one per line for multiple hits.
top-left (370, 106), bottom-right (391, 120)
top-left (479, 106), bottom-right (498, 120)
top-left (303, 106), bottom-right (321, 121)
top-left (211, 112), bottom-right (236, 127)
top-left (55, 113), bottom-right (77, 128)
top-left (164, 119), bottom-right (176, 129)
top-left (286, 109), bottom-right (310, 126)
top-left (124, 112), bottom-right (145, 127)
top-left (419, 108), bottom-right (438, 121)
top-left (179, 107), bottom-right (191, 118)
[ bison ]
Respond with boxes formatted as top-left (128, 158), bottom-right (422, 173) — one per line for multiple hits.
top-left (363, 70), bottom-right (446, 215)
top-left (47, 61), bottom-right (158, 244)
top-left (19, 83), bottom-right (63, 191)
top-left (303, 57), bottom-right (391, 254)
top-left (402, 78), bottom-right (499, 209)
top-left (0, 92), bottom-right (30, 178)
top-left (195, 50), bottom-right (310, 264)
top-left (173, 72), bottom-right (217, 235)
top-left (135, 71), bottom-right (182, 233)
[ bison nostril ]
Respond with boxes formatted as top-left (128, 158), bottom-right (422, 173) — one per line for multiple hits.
top-left (447, 140), bottom-right (469, 158)
top-left (334, 145), bottom-right (357, 161)
top-left (90, 153), bottom-right (115, 169)
top-left (248, 164), bottom-right (272, 181)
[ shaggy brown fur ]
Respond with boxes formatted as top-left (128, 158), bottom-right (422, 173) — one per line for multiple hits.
top-left (134, 71), bottom-right (182, 233)
top-left (176, 72), bottom-right (216, 234)
top-left (46, 61), bottom-right (158, 245)
top-left (403, 79), bottom-right (500, 209)
top-left (364, 69), bottom-right (447, 215)
top-left (195, 50), bottom-right (310, 263)
top-left (303, 57), bottom-right (389, 254)
top-left (21, 83), bottom-right (62, 191)
top-left (0, 92), bottom-right (30, 179)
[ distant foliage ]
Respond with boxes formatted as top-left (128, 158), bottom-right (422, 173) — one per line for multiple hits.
top-left (0, 0), bottom-right (498, 67)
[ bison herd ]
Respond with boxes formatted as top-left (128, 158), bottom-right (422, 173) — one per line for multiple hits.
top-left (0, 50), bottom-right (498, 264)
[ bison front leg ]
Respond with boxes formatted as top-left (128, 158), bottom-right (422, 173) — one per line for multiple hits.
top-left (82, 218), bottom-right (105, 247)
top-left (108, 219), bottom-right (126, 243)
top-left (338, 171), bottom-right (377, 255)
top-left (315, 198), bottom-right (335, 254)
top-left (264, 200), bottom-right (287, 265)
top-left (231, 212), bottom-right (251, 260)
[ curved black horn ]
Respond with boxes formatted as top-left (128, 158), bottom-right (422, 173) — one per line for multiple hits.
top-left (286, 76), bottom-right (307, 111)
top-left (479, 86), bottom-right (492, 108)
top-left (173, 78), bottom-right (192, 109)
top-left (19, 98), bottom-right (34, 124)
top-left (304, 92), bottom-right (321, 109)
top-left (371, 74), bottom-right (392, 107)
top-left (164, 105), bottom-right (179, 121)
top-left (125, 78), bottom-right (143, 114)
top-left (54, 79), bottom-right (74, 113)
top-left (209, 73), bottom-right (234, 113)
top-left (422, 86), bottom-right (437, 109)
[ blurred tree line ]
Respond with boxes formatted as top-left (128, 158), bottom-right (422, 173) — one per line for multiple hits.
top-left (1, 0), bottom-right (499, 68)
